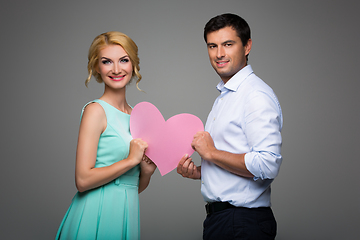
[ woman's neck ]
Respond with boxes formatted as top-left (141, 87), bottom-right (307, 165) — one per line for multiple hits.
top-left (100, 86), bottom-right (131, 114)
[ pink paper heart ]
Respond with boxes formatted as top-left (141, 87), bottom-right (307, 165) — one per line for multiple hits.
top-left (130, 102), bottom-right (204, 176)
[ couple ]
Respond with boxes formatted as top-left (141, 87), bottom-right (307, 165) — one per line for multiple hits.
top-left (56, 13), bottom-right (283, 240)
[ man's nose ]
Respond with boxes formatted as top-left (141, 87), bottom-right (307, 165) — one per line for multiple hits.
top-left (216, 46), bottom-right (225, 59)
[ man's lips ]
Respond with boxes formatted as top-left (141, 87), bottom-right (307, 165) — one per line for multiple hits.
top-left (216, 60), bottom-right (229, 67)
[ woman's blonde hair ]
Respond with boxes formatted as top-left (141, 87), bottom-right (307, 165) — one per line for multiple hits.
top-left (85, 31), bottom-right (142, 90)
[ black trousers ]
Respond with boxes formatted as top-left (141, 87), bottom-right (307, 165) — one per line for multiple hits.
top-left (203, 206), bottom-right (277, 240)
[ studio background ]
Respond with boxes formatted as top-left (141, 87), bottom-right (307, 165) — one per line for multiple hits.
top-left (1, 0), bottom-right (359, 239)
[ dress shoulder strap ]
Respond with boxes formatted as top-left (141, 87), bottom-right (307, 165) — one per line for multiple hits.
top-left (80, 99), bottom-right (108, 122)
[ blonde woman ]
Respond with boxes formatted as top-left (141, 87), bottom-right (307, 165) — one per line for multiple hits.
top-left (56, 31), bottom-right (156, 240)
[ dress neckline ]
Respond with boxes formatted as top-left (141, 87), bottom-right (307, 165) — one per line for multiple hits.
top-left (97, 99), bottom-right (132, 116)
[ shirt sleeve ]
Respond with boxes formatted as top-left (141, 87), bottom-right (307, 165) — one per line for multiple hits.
top-left (243, 90), bottom-right (283, 180)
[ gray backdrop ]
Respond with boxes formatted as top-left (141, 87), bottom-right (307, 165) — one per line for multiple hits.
top-left (1, 0), bottom-right (359, 239)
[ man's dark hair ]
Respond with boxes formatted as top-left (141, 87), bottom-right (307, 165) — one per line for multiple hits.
top-left (204, 13), bottom-right (251, 47)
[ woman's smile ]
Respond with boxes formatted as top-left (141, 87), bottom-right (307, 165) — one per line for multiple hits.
top-left (109, 75), bottom-right (126, 81)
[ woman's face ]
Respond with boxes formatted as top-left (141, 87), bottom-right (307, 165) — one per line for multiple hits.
top-left (97, 44), bottom-right (133, 89)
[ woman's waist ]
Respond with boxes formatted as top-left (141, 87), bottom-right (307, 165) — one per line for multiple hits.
top-left (111, 174), bottom-right (139, 187)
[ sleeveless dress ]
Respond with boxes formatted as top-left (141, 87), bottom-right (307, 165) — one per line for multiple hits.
top-left (56, 99), bottom-right (140, 240)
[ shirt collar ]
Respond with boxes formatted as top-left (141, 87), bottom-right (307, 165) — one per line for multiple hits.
top-left (216, 65), bottom-right (254, 92)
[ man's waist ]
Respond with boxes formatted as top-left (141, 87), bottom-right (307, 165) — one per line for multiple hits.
top-left (205, 201), bottom-right (271, 215)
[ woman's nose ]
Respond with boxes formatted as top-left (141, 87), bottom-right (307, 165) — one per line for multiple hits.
top-left (112, 63), bottom-right (121, 74)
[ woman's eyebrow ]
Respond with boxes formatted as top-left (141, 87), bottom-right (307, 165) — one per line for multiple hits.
top-left (100, 55), bottom-right (129, 60)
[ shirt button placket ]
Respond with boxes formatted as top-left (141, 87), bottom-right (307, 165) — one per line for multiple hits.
top-left (214, 95), bottom-right (225, 122)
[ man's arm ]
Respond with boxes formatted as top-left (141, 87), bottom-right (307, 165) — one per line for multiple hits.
top-left (191, 131), bottom-right (254, 178)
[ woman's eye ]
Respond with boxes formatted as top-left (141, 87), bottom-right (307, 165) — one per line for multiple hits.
top-left (120, 58), bottom-right (130, 63)
top-left (102, 60), bottom-right (111, 64)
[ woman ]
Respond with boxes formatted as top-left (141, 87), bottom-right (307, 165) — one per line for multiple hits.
top-left (56, 31), bottom-right (156, 240)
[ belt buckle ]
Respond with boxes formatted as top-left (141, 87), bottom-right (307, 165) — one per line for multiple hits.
top-left (206, 202), bottom-right (218, 215)
top-left (205, 203), bottom-right (211, 215)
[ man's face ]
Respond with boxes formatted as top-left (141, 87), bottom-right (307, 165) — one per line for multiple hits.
top-left (206, 26), bottom-right (252, 83)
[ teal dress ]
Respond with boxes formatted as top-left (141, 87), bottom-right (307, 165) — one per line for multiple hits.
top-left (56, 99), bottom-right (140, 240)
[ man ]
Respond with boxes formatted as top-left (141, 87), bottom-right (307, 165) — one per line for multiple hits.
top-left (177, 13), bottom-right (283, 240)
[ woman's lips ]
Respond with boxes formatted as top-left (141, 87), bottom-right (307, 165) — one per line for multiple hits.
top-left (109, 75), bottom-right (125, 81)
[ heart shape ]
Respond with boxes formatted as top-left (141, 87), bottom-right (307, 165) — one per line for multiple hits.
top-left (130, 102), bottom-right (204, 175)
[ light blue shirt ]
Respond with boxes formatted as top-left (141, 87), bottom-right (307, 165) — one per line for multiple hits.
top-left (201, 65), bottom-right (283, 208)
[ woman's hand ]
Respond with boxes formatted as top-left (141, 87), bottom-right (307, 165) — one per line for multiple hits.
top-left (138, 155), bottom-right (157, 193)
top-left (140, 155), bottom-right (157, 176)
top-left (128, 138), bottom-right (148, 165)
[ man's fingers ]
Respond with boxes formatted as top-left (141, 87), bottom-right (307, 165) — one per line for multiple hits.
top-left (177, 156), bottom-right (194, 177)
top-left (177, 154), bottom-right (190, 173)
top-left (181, 157), bottom-right (191, 173)
top-left (186, 161), bottom-right (194, 176)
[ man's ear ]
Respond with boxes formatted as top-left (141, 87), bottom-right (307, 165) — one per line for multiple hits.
top-left (245, 39), bottom-right (252, 56)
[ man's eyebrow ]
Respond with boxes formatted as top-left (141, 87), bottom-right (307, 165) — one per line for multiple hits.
top-left (222, 40), bottom-right (236, 44)
top-left (207, 42), bottom-right (217, 46)
top-left (207, 40), bottom-right (236, 46)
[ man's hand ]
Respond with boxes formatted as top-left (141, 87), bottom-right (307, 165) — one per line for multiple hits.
top-left (177, 154), bottom-right (201, 179)
top-left (191, 131), bottom-right (216, 161)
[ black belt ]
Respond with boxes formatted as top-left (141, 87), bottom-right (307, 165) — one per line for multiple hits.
top-left (205, 202), bottom-right (237, 215)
